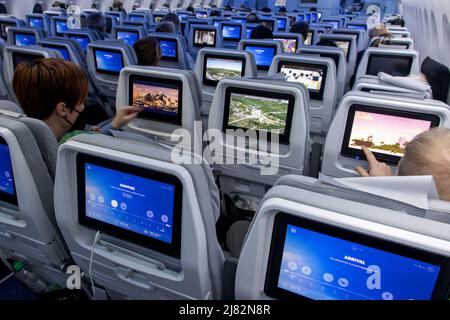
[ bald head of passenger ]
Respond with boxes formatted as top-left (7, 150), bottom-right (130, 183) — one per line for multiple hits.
top-left (398, 128), bottom-right (450, 201)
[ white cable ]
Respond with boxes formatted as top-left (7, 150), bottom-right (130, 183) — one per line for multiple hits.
top-left (88, 230), bottom-right (101, 299)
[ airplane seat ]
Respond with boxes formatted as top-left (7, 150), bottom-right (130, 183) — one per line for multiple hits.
top-left (353, 73), bottom-right (433, 99)
top-left (63, 29), bottom-right (102, 54)
top-left (369, 36), bottom-right (414, 50)
top-left (272, 32), bottom-right (303, 54)
top-left (50, 16), bottom-right (69, 37)
top-left (331, 28), bottom-right (367, 52)
top-left (235, 174), bottom-right (450, 300)
top-left (194, 48), bottom-right (257, 126)
top-left (219, 22), bottom-right (244, 49)
top-left (296, 46), bottom-right (347, 102)
top-left (26, 14), bottom-right (51, 33)
top-left (355, 47), bottom-right (420, 81)
top-left (54, 133), bottom-right (224, 299)
top-left (238, 39), bottom-right (283, 77)
top-left (187, 25), bottom-right (222, 61)
top-left (315, 33), bottom-right (358, 82)
top-left (86, 41), bottom-right (138, 117)
top-left (115, 66), bottom-right (203, 153)
top-left (268, 54), bottom-right (337, 143)
top-left (183, 19), bottom-right (211, 39)
top-left (321, 91), bottom-right (450, 179)
top-left (0, 100), bottom-right (22, 113)
top-left (206, 78), bottom-right (311, 220)
top-left (6, 27), bottom-right (47, 47)
top-left (0, 110), bottom-right (71, 288)
top-left (111, 26), bottom-right (146, 47)
top-left (3, 45), bottom-right (63, 102)
top-left (152, 32), bottom-right (192, 70)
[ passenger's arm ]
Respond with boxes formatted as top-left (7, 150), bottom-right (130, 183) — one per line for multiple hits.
top-left (355, 146), bottom-right (394, 177)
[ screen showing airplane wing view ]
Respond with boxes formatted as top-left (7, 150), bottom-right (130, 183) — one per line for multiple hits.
top-left (341, 106), bottom-right (439, 163)
top-left (194, 29), bottom-right (216, 47)
top-left (274, 222), bottom-right (440, 300)
top-left (204, 56), bottom-right (244, 85)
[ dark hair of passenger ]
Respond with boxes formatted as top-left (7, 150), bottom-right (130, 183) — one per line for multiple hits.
top-left (261, 7), bottom-right (271, 13)
top-left (210, 10), bottom-right (221, 17)
top-left (390, 18), bottom-right (405, 28)
top-left (246, 13), bottom-right (260, 23)
top-left (13, 59), bottom-right (89, 120)
top-left (250, 25), bottom-right (273, 39)
top-left (33, 3), bottom-right (44, 14)
top-left (316, 38), bottom-right (338, 47)
top-left (290, 21), bottom-right (309, 43)
top-left (278, 7), bottom-right (287, 13)
top-left (162, 12), bottom-right (181, 33)
top-left (186, 6), bottom-right (195, 13)
top-left (133, 37), bottom-right (162, 67)
top-left (310, 7), bottom-right (317, 12)
top-left (155, 21), bottom-right (176, 33)
top-left (224, 6), bottom-right (232, 11)
top-left (86, 12), bottom-right (106, 32)
top-left (421, 56), bottom-right (450, 103)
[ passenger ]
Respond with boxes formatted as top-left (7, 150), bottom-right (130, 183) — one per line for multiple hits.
top-left (12, 59), bottom-right (141, 142)
top-left (250, 25), bottom-right (273, 39)
top-left (419, 56), bottom-right (450, 103)
top-left (186, 6), bottom-right (195, 14)
top-left (210, 10), bottom-right (221, 17)
top-left (162, 12), bottom-right (182, 34)
top-left (278, 7), bottom-right (287, 16)
top-left (110, 0), bottom-right (126, 13)
top-left (389, 17), bottom-right (406, 28)
top-left (155, 21), bottom-right (176, 33)
top-left (86, 12), bottom-right (108, 40)
top-left (246, 13), bottom-right (260, 24)
top-left (261, 7), bottom-right (271, 13)
top-left (290, 21), bottom-right (310, 44)
top-left (133, 37), bottom-right (162, 67)
top-left (355, 128), bottom-right (450, 201)
top-left (316, 38), bottom-right (338, 47)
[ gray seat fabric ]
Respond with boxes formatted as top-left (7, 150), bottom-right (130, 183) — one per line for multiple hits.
top-left (0, 114), bottom-right (56, 222)
top-left (69, 133), bottom-right (224, 298)
top-left (0, 100), bottom-right (23, 113)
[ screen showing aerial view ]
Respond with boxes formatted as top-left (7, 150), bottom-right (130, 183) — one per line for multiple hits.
top-left (227, 92), bottom-right (289, 134)
top-left (205, 57), bottom-right (243, 82)
top-left (131, 80), bottom-right (179, 118)
top-left (194, 29), bottom-right (216, 47)
top-left (347, 111), bottom-right (433, 158)
top-left (280, 64), bottom-right (324, 93)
